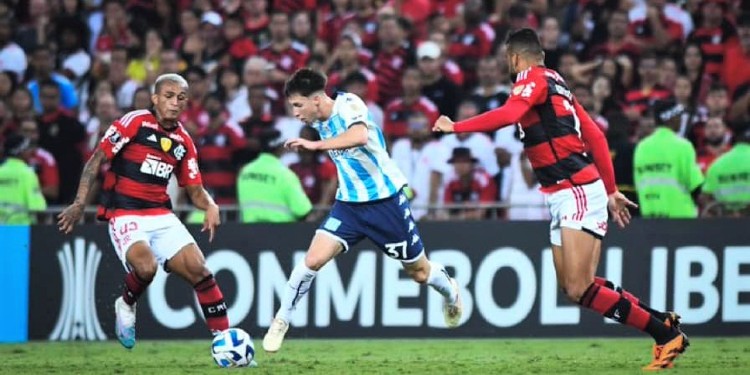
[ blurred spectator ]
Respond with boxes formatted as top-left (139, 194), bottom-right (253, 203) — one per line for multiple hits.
top-left (238, 84), bottom-right (276, 163)
top-left (18, 117), bottom-right (58, 202)
top-left (342, 71), bottom-right (384, 128)
top-left (273, 0), bottom-right (317, 13)
top-left (417, 40), bottom-right (461, 120)
top-left (372, 14), bottom-right (414, 107)
top-left (628, 0), bottom-right (685, 52)
top-left (290, 11), bottom-right (315, 50)
top-left (106, 46), bottom-right (139, 110)
top-left (443, 147), bottom-right (496, 220)
top-left (439, 100), bottom-right (500, 179)
top-left (94, 0), bottom-right (136, 56)
top-left (229, 56), bottom-right (279, 122)
top-left (383, 67), bottom-right (439, 142)
top-left (428, 30), bottom-right (465, 87)
top-left (15, 0), bottom-right (53, 52)
top-left (237, 129), bottom-right (312, 223)
top-left (0, 16), bottom-right (27, 80)
top-left (153, 0), bottom-right (181, 43)
top-left (0, 134), bottom-right (46, 224)
top-left (687, 0), bottom-right (736, 77)
top-left (659, 56), bottom-right (679, 90)
top-left (588, 9), bottom-right (641, 62)
top-left (696, 116), bottom-right (732, 173)
top-left (199, 11), bottom-right (228, 74)
top-left (539, 16), bottom-right (564, 71)
top-left (36, 79), bottom-right (85, 204)
top-left (127, 29), bottom-right (164, 85)
top-left (705, 82), bottom-right (730, 119)
top-left (84, 92), bottom-right (121, 156)
top-left (623, 53), bottom-right (672, 123)
top-left (607, 113), bottom-right (641, 216)
top-left (350, 0), bottom-right (379, 50)
top-left (391, 112), bottom-right (450, 220)
top-left (27, 44), bottom-right (79, 113)
top-left (195, 94), bottom-right (247, 205)
top-left (0, 70), bottom-right (16, 102)
top-left (674, 75), bottom-right (708, 143)
top-left (591, 75), bottom-right (623, 122)
top-left (721, 13), bottom-right (750, 97)
top-left (179, 66), bottom-right (210, 135)
top-left (318, 0), bottom-right (353, 51)
top-left (158, 48), bottom-right (184, 75)
top-left (634, 100), bottom-right (704, 218)
top-left (8, 87), bottom-right (35, 131)
top-left (55, 17), bottom-right (91, 94)
top-left (240, 0), bottom-right (271, 46)
top-left (131, 87), bottom-right (152, 111)
top-left (289, 126), bottom-right (337, 221)
top-left (681, 42), bottom-right (712, 104)
top-left (174, 9), bottom-right (205, 68)
top-left (469, 56), bottom-right (510, 113)
top-left (326, 33), bottom-right (378, 103)
top-left (225, 14), bottom-right (258, 73)
top-left (260, 11), bottom-right (310, 93)
top-left (701, 127), bottom-right (750, 216)
top-left (448, 0), bottom-right (494, 86)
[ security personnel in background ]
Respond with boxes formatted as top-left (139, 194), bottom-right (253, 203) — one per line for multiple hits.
top-left (237, 130), bottom-right (313, 223)
top-left (633, 100), bottom-right (704, 218)
top-left (0, 134), bottom-right (47, 224)
top-left (702, 127), bottom-right (750, 216)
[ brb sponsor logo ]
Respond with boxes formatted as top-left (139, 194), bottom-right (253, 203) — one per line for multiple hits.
top-left (49, 238), bottom-right (107, 341)
top-left (146, 246), bottom-right (750, 331)
top-left (140, 154), bottom-right (173, 179)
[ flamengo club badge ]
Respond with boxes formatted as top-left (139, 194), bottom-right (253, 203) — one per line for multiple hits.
top-left (160, 137), bottom-right (172, 152)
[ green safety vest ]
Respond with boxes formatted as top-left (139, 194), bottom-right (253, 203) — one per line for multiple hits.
top-left (0, 157), bottom-right (47, 224)
top-left (236, 153), bottom-right (312, 223)
top-left (633, 128), bottom-right (704, 218)
top-left (702, 143), bottom-right (750, 210)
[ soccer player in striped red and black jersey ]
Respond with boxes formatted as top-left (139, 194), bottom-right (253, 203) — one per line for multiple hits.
top-left (432, 29), bottom-right (689, 370)
top-left (57, 74), bottom-right (230, 349)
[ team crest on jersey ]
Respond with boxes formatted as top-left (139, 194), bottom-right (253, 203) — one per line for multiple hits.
top-left (160, 137), bottom-right (172, 152)
top-left (173, 144), bottom-right (186, 160)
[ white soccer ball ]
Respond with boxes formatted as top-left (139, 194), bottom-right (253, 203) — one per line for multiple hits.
top-left (211, 328), bottom-right (255, 368)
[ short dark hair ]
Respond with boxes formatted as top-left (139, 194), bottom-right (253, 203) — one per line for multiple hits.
top-left (505, 28), bottom-right (543, 58)
top-left (284, 68), bottom-right (327, 97)
top-left (342, 71), bottom-right (368, 87)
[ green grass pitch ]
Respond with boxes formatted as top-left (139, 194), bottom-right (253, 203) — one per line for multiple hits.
top-left (2, 338), bottom-right (749, 374)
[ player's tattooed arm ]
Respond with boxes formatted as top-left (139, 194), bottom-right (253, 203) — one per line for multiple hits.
top-left (185, 185), bottom-right (221, 242)
top-left (57, 148), bottom-right (107, 234)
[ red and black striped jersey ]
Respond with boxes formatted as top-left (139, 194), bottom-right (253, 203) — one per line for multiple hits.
top-left (623, 85), bottom-right (673, 116)
top-left (454, 66), bottom-right (617, 195)
top-left (97, 110), bottom-right (202, 219)
top-left (195, 122), bottom-right (247, 205)
top-left (687, 21), bottom-right (737, 76)
top-left (371, 42), bottom-right (415, 107)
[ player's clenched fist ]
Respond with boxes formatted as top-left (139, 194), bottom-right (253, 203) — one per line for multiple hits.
top-left (433, 115), bottom-right (455, 133)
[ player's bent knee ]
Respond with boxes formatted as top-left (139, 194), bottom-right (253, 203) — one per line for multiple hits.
top-left (304, 253), bottom-right (327, 271)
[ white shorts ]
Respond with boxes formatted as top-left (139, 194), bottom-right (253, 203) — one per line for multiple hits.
top-left (108, 213), bottom-right (196, 271)
top-left (546, 180), bottom-right (609, 246)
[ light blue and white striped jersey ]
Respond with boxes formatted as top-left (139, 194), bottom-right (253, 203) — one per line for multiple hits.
top-left (312, 92), bottom-right (407, 202)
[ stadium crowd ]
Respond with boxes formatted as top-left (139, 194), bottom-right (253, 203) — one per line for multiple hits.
top-left (0, 0), bottom-right (749, 224)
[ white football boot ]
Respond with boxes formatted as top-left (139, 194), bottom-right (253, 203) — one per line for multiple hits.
top-left (262, 318), bottom-right (289, 353)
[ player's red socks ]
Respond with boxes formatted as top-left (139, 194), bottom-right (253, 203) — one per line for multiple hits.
top-left (122, 271), bottom-right (151, 305)
top-left (580, 282), bottom-right (674, 344)
top-left (594, 277), bottom-right (668, 321)
top-left (194, 274), bottom-right (229, 332)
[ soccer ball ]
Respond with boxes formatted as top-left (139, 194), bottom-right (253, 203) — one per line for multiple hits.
top-left (211, 328), bottom-right (255, 368)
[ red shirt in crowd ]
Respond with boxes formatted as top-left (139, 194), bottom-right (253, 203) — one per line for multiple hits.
top-left (289, 157), bottom-right (337, 204)
top-left (195, 121), bottom-right (247, 205)
top-left (383, 97), bottom-right (440, 140)
top-left (25, 147), bottom-right (59, 192)
top-left (444, 169), bottom-right (497, 204)
top-left (372, 42), bottom-right (414, 107)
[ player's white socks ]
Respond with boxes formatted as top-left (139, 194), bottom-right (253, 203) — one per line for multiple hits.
top-left (275, 262), bottom-right (318, 323)
top-left (427, 261), bottom-right (457, 304)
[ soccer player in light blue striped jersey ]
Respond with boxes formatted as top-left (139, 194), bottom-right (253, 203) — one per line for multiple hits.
top-left (262, 69), bottom-right (462, 352)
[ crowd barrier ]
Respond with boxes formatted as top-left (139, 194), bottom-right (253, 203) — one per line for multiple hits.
top-left (2, 219), bottom-right (749, 342)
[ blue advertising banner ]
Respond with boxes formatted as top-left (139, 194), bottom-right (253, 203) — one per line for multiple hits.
top-left (1, 225), bottom-right (30, 343)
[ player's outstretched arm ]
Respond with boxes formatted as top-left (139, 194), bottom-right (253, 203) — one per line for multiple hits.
top-left (285, 123), bottom-right (368, 151)
top-left (185, 185), bottom-right (221, 242)
top-left (57, 148), bottom-right (107, 234)
top-left (432, 100), bottom-right (531, 134)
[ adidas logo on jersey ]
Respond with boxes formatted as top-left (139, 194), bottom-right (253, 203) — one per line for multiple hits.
top-left (147, 134), bottom-right (158, 142)
top-left (140, 154), bottom-right (173, 179)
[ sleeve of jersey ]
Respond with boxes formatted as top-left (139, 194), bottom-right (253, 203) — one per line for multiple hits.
top-left (574, 100), bottom-right (617, 195)
top-left (177, 139), bottom-right (203, 187)
top-left (340, 94), bottom-right (371, 128)
top-left (98, 115), bottom-right (141, 160)
top-left (453, 77), bottom-right (542, 133)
